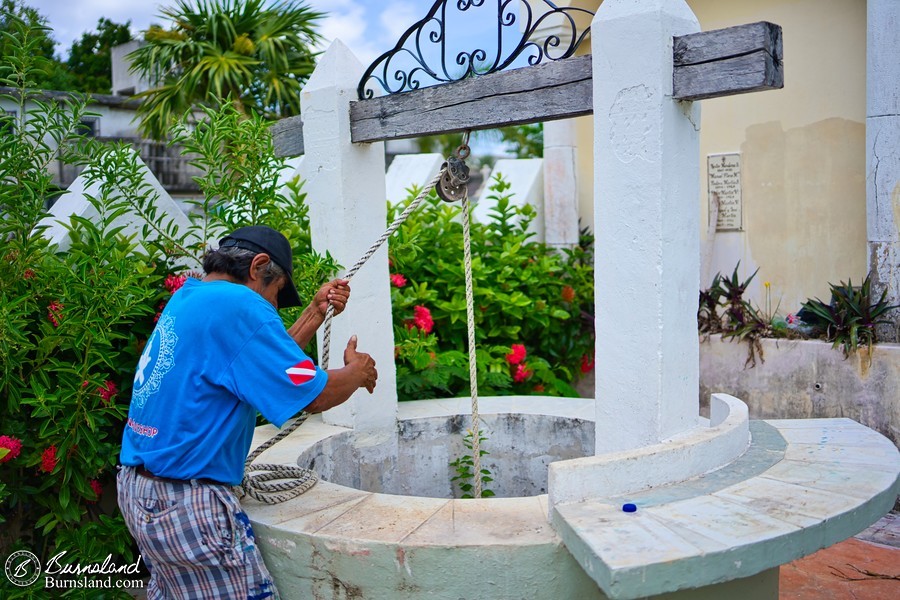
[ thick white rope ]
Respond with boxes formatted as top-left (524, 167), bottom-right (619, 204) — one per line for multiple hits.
top-left (241, 170), bottom-right (445, 504)
top-left (320, 169), bottom-right (445, 369)
top-left (461, 194), bottom-right (483, 497)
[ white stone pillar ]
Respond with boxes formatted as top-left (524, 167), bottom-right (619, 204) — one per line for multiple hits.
top-left (300, 41), bottom-right (397, 430)
top-left (592, 0), bottom-right (701, 453)
top-left (543, 120), bottom-right (580, 249)
top-left (867, 0), bottom-right (900, 343)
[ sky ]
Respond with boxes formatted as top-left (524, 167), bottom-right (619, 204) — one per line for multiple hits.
top-left (28, 0), bottom-right (434, 67)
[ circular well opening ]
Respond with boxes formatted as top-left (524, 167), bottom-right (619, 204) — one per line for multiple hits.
top-left (298, 413), bottom-right (594, 499)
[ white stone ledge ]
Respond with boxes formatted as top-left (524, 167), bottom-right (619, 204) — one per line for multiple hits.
top-left (548, 393), bottom-right (750, 508)
top-left (550, 418), bottom-right (900, 599)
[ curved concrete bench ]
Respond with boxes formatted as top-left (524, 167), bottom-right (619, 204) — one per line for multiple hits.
top-left (549, 394), bottom-right (750, 506)
top-left (551, 417), bottom-right (900, 599)
top-left (243, 398), bottom-right (899, 599)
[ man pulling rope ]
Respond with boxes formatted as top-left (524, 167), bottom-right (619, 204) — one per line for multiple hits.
top-left (116, 225), bottom-right (377, 599)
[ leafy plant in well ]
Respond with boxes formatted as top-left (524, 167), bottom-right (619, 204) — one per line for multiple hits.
top-left (449, 429), bottom-right (494, 499)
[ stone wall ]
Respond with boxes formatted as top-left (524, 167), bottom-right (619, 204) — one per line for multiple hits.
top-left (700, 335), bottom-right (900, 447)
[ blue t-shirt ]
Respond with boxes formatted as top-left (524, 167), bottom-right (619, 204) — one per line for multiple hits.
top-left (120, 278), bottom-right (327, 485)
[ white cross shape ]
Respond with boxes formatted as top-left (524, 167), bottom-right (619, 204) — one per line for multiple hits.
top-left (136, 338), bottom-right (154, 386)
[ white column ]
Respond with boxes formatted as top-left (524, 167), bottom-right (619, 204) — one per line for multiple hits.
top-left (300, 40), bottom-right (397, 430)
top-left (592, 0), bottom-right (701, 453)
top-left (543, 120), bottom-right (580, 249)
top-left (867, 0), bottom-right (900, 343)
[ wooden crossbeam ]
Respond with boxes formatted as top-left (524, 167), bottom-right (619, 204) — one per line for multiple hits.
top-left (349, 54), bottom-right (593, 144)
top-left (273, 21), bottom-right (783, 156)
top-left (673, 21), bottom-right (783, 101)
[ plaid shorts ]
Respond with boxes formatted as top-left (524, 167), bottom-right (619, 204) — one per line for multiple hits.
top-left (117, 466), bottom-right (279, 600)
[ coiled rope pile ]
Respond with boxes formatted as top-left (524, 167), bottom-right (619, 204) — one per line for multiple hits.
top-left (240, 142), bottom-right (483, 503)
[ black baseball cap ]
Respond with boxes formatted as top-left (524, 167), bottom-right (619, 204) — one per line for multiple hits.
top-left (218, 225), bottom-right (302, 309)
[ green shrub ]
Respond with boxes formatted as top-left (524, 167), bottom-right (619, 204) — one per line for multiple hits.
top-left (799, 275), bottom-right (899, 357)
top-left (0, 18), bottom-right (333, 595)
top-left (1, 19), bottom-right (169, 596)
top-left (388, 175), bottom-right (595, 401)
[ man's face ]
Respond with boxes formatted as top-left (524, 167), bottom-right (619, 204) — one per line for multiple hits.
top-left (258, 276), bottom-right (286, 310)
top-left (246, 253), bottom-right (286, 310)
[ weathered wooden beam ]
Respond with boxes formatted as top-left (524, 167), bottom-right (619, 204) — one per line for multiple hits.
top-left (673, 21), bottom-right (783, 101)
top-left (271, 115), bottom-right (304, 158)
top-left (349, 54), bottom-right (593, 144)
top-left (270, 21), bottom-right (783, 155)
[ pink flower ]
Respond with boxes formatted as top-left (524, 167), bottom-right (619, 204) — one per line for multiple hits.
top-left (40, 446), bottom-right (58, 473)
top-left (23, 269), bottom-right (35, 280)
top-left (506, 344), bottom-right (527, 365)
top-left (580, 354), bottom-right (594, 374)
top-left (164, 274), bottom-right (187, 294)
top-left (390, 273), bottom-right (407, 288)
top-left (412, 306), bottom-right (434, 334)
top-left (47, 301), bottom-right (64, 327)
top-left (0, 436), bottom-right (23, 463)
top-left (98, 380), bottom-right (118, 403)
top-left (786, 313), bottom-right (797, 325)
top-left (89, 479), bottom-right (103, 502)
top-left (513, 363), bottom-right (533, 383)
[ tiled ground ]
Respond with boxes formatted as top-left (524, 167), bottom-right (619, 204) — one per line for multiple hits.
top-left (780, 514), bottom-right (900, 599)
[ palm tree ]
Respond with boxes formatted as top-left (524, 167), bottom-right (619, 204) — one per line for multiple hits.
top-left (128, 0), bottom-right (322, 140)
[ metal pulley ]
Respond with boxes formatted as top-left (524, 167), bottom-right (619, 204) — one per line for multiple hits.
top-left (435, 136), bottom-right (471, 203)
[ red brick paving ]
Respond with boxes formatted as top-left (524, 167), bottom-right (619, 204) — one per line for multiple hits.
top-left (780, 538), bottom-right (900, 599)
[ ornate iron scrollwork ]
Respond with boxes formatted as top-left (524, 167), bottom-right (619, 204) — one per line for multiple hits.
top-left (357, 0), bottom-right (594, 99)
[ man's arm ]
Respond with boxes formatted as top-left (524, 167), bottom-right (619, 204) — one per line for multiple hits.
top-left (304, 335), bottom-right (377, 414)
top-left (287, 280), bottom-right (350, 349)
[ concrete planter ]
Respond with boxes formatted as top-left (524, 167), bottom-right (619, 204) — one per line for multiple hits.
top-left (700, 335), bottom-right (900, 447)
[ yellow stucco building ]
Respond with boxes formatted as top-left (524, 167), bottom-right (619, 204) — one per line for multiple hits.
top-left (555, 0), bottom-right (874, 317)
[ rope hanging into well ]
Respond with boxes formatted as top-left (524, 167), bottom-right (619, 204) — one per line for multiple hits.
top-left (460, 193), bottom-right (482, 497)
top-left (242, 160), bottom-right (490, 504)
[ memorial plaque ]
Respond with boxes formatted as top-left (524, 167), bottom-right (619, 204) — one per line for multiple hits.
top-left (707, 153), bottom-right (742, 231)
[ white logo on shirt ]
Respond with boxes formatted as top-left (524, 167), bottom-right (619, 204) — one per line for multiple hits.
top-left (132, 314), bottom-right (178, 408)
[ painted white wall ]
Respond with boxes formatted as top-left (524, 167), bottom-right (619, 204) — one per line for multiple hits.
top-left (867, 0), bottom-right (900, 342)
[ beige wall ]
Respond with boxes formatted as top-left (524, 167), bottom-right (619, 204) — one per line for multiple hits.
top-left (574, 0), bottom-right (867, 312)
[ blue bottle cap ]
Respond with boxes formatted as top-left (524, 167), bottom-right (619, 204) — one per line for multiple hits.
top-left (622, 503), bottom-right (637, 513)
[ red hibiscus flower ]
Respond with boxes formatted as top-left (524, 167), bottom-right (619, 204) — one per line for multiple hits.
top-left (513, 363), bottom-right (533, 383)
top-left (164, 274), bottom-right (187, 294)
top-left (40, 445), bottom-right (58, 473)
top-left (411, 305), bottom-right (434, 334)
top-left (89, 479), bottom-right (103, 502)
top-left (580, 354), bottom-right (595, 374)
top-left (98, 380), bottom-right (118, 403)
top-left (0, 436), bottom-right (23, 463)
top-left (47, 301), bottom-right (64, 327)
top-left (506, 344), bottom-right (527, 365)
